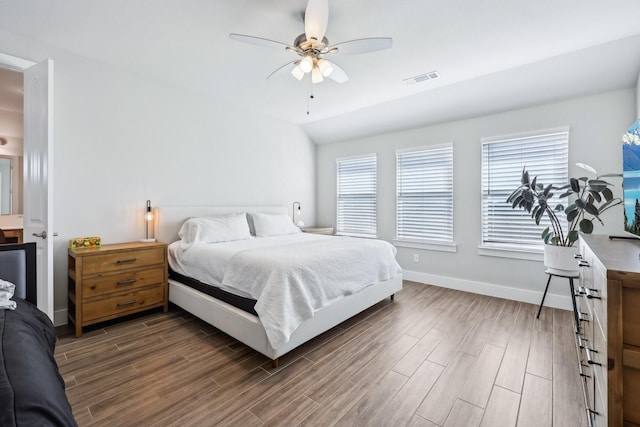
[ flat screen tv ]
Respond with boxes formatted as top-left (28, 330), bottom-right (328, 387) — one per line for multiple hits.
top-left (623, 118), bottom-right (640, 236)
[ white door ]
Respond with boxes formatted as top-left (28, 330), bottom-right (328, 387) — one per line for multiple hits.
top-left (22, 59), bottom-right (54, 320)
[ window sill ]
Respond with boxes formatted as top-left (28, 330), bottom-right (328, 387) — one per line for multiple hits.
top-left (394, 240), bottom-right (457, 253)
top-left (477, 245), bottom-right (543, 261)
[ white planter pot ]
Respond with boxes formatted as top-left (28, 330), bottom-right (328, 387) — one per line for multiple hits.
top-left (543, 244), bottom-right (579, 276)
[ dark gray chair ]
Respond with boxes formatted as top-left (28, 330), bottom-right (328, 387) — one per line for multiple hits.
top-left (0, 242), bottom-right (37, 304)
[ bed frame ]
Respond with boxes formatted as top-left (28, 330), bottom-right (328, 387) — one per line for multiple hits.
top-left (156, 205), bottom-right (403, 367)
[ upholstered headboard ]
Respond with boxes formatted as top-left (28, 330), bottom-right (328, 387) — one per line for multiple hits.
top-left (0, 242), bottom-right (37, 304)
top-left (156, 205), bottom-right (288, 244)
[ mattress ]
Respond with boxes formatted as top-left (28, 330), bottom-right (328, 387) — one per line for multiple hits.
top-left (168, 269), bottom-right (258, 315)
top-left (168, 233), bottom-right (402, 349)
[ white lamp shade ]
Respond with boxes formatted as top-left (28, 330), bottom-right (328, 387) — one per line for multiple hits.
top-left (311, 67), bottom-right (324, 83)
top-left (316, 59), bottom-right (333, 77)
top-left (300, 56), bottom-right (314, 73)
top-left (291, 64), bottom-right (305, 80)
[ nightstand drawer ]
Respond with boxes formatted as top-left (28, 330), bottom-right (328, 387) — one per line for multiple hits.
top-left (83, 267), bottom-right (165, 298)
top-left (82, 247), bottom-right (164, 275)
top-left (82, 284), bottom-right (165, 322)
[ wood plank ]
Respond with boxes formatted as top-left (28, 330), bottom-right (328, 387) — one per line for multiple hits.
top-left (335, 370), bottom-right (408, 426)
top-left (393, 328), bottom-right (445, 376)
top-left (416, 352), bottom-right (477, 425)
top-left (376, 360), bottom-right (444, 426)
top-left (494, 309), bottom-right (534, 393)
top-left (261, 395), bottom-right (318, 427)
top-left (526, 329), bottom-right (553, 380)
top-left (444, 399), bottom-right (484, 427)
top-left (299, 381), bottom-right (367, 426)
top-left (517, 373), bottom-right (552, 427)
top-left (459, 343), bottom-right (505, 408)
top-left (479, 385), bottom-right (520, 427)
top-left (552, 361), bottom-right (588, 426)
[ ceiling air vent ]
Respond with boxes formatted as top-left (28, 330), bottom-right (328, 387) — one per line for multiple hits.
top-left (403, 71), bottom-right (440, 85)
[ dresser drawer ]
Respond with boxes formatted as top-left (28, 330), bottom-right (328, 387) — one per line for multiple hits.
top-left (590, 262), bottom-right (607, 335)
top-left (83, 267), bottom-right (165, 299)
top-left (590, 318), bottom-right (607, 414)
top-left (81, 247), bottom-right (164, 275)
top-left (623, 365), bottom-right (640, 424)
top-left (82, 284), bottom-right (165, 322)
top-left (623, 286), bottom-right (640, 347)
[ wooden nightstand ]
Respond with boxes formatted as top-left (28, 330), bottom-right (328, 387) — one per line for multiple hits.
top-left (302, 227), bottom-right (334, 235)
top-left (67, 241), bottom-right (168, 337)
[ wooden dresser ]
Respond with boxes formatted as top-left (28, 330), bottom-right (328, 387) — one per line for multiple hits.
top-left (68, 241), bottom-right (168, 337)
top-left (576, 235), bottom-right (640, 426)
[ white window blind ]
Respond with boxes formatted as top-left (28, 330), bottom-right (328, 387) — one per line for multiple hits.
top-left (336, 154), bottom-right (377, 237)
top-left (481, 130), bottom-right (569, 248)
top-left (396, 144), bottom-right (454, 243)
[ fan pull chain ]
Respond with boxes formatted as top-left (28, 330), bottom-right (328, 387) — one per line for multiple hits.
top-left (306, 78), bottom-right (315, 115)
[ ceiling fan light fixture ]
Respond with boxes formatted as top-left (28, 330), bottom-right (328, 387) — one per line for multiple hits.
top-left (311, 67), bottom-right (324, 84)
top-left (291, 64), bottom-right (305, 80)
top-left (316, 59), bottom-right (333, 77)
top-left (300, 56), bottom-right (314, 73)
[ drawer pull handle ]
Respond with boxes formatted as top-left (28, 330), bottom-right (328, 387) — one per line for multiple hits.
top-left (116, 258), bottom-right (138, 264)
top-left (576, 286), bottom-right (587, 295)
top-left (578, 260), bottom-right (590, 267)
top-left (117, 300), bottom-right (137, 308)
top-left (577, 336), bottom-right (589, 349)
top-left (584, 288), bottom-right (601, 300)
top-left (585, 347), bottom-right (601, 366)
top-left (116, 279), bottom-right (137, 286)
top-left (577, 311), bottom-right (589, 322)
top-left (574, 254), bottom-right (583, 259)
top-left (578, 361), bottom-right (591, 378)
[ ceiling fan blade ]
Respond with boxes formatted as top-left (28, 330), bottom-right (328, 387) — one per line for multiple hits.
top-left (304, 0), bottom-right (329, 42)
top-left (328, 37), bottom-right (393, 55)
top-left (229, 33), bottom-right (293, 50)
top-left (326, 61), bottom-right (349, 84)
top-left (266, 61), bottom-right (297, 80)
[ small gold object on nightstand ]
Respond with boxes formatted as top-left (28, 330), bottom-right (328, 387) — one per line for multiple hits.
top-left (302, 227), bottom-right (334, 236)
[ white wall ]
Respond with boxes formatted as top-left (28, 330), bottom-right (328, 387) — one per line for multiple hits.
top-left (317, 89), bottom-right (636, 308)
top-left (0, 31), bottom-right (317, 323)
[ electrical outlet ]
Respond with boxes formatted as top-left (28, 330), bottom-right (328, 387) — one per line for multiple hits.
top-left (413, 254), bottom-right (420, 263)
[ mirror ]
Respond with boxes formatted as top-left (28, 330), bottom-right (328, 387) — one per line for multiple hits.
top-left (0, 156), bottom-right (20, 215)
top-left (0, 157), bottom-right (11, 214)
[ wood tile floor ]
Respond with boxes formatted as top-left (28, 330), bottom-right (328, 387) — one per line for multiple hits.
top-left (55, 281), bottom-right (586, 426)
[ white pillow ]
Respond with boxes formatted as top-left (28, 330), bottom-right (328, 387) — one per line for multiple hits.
top-left (250, 212), bottom-right (300, 237)
top-left (178, 213), bottom-right (251, 246)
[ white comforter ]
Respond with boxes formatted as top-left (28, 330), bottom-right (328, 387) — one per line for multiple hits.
top-left (169, 233), bottom-right (401, 349)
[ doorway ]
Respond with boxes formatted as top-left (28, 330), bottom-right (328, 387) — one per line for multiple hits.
top-left (0, 52), bottom-right (54, 321)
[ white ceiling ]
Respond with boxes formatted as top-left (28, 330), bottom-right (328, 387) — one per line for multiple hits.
top-left (1, 0), bottom-right (639, 144)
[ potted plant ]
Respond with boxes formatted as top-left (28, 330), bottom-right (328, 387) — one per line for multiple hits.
top-left (507, 163), bottom-right (622, 274)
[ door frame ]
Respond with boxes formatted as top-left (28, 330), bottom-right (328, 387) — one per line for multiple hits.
top-left (0, 52), bottom-right (54, 320)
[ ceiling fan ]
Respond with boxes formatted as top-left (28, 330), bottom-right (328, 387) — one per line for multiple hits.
top-left (229, 0), bottom-right (392, 84)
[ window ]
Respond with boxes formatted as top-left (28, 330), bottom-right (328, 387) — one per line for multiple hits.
top-left (396, 144), bottom-right (454, 244)
top-left (336, 154), bottom-right (377, 237)
top-left (481, 129), bottom-right (569, 250)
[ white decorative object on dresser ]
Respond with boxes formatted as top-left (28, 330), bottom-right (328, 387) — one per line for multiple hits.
top-left (575, 234), bottom-right (640, 426)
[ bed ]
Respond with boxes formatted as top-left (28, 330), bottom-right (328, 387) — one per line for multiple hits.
top-left (157, 206), bottom-right (403, 367)
top-left (0, 243), bottom-right (77, 426)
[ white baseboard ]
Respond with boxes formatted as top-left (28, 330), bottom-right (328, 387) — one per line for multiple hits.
top-left (403, 270), bottom-right (572, 311)
top-left (54, 308), bottom-right (68, 327)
